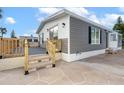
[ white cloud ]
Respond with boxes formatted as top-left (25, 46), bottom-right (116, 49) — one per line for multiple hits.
top-left (88, 14), bottom-right (100, 24)
top-left (119, 7), bottom-right (124, 12)
top-left (38, 7), bottom-right (89, 16)
top-left (100, 13), bottom-right (124, 28)
top-left (65, 7), bottom-right (89, 17)
top-left (37, 17), bottom-right (45, 22)
top-left (23, 29), bottom-right (38, 37)
top-left (37, 8), bottom-right (61, 22)
top-left (6, 17), bottom-right (16, 24)
top-left (37, 7), bottom-right (90, 22)
top-left (23, 34), bottom-right (30, 36)
top-left (38, 8), bottom-right (61, 15)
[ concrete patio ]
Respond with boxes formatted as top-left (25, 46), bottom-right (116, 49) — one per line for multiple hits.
top-left (0, 50), bottom-right (124, 85)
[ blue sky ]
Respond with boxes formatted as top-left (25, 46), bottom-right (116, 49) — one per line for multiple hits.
top-left (0, 7), bottom-right (124, 37)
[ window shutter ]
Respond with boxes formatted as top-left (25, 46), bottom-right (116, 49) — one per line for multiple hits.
top-left (100, 29), bottom-right (102, 44)
top-left (89, 26), bottom-right (91, 44)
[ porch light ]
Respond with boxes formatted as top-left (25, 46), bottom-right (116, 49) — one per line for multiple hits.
top-left (62, 23), bottom-right (65, 28)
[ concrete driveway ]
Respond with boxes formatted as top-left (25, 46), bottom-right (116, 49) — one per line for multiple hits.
top-left (0, 50), bottom-right (124, 85)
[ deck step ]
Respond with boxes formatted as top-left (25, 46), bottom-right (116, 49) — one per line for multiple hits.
top-left (28, 54), bottom-right (50, 62)
top-left (29, 58), bottom-right (50, 65)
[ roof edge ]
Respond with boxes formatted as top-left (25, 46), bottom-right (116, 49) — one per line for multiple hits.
top-left (36, 9), bottom-right (112, 34)
top-left (36, 9), bottom-right (66, 34)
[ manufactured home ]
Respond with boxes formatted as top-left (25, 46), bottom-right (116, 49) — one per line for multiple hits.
top-left (36, 9), bottom-right (122, 62)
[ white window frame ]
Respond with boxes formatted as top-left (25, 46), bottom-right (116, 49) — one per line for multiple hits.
top-left (91, 26), bottom-right (100, 44)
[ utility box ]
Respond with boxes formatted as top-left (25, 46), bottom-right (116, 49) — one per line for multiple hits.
top-left (108, 31), bottom-right (122, 49)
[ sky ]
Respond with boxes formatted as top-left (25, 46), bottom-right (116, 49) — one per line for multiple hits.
top-left (0, 7), bottom-right (124, 37)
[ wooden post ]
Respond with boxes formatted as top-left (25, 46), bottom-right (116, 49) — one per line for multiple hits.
top-left (46, 40), bottom-right (56, 67)
top-left (2, 39), bottom-right (5, 57)
top-left (18, 40), bottom-right (20, 56)
top-left (52, 56), bottom-right (56, 67)
top-left (15, 39), bottom-right (17, 56)
top-left (52, 44), bottom-right (56, 67)
top-left (24, 39), bottom-right (29, 75)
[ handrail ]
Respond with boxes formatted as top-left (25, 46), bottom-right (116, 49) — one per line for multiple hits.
top-left (46, 39), bottom-right (62, 67)
top-left (46, 40), bottom-right (56, 67)
top-left (24, 39), bottom-right (62, 75)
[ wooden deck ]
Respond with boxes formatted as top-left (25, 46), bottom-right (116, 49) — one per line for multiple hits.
top-left (0, 38), bottom-right (24, 58)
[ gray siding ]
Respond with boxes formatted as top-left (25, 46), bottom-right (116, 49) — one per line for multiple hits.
top-left (70, 17), bottom-right (107, 54)
top-left (61, 38), bottom-right (68, 53)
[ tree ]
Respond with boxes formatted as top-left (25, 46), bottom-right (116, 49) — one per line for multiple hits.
top-left (0, 27), bottom-right (7, 38)
top-left (0, 9), bottom-right (7, 38)
top-left (11, 30), bottom-right (16, 38)
top-left (113, 16), bottom-right (124, 39)
top-left (117, 16), bottom-right (123, 24)
top-left (113, 16), bottom-right (123, 30)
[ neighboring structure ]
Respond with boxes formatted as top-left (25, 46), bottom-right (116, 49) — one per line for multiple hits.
top-left (36, 9), bottom-right (122, 62)
top-left (20, 35), bottom-right (39, 47)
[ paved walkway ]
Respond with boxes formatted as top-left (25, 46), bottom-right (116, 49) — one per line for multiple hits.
top-left (0, 50), bottom-right (124, 85)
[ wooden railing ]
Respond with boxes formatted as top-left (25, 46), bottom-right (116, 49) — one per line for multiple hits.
top-left (0, 38), bottom-right (25, 58)
top-left (24, 39), bottom-right (62, 75)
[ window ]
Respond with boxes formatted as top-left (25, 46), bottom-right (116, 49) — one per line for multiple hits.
top-left (110, 34), bottom-right (117, 41)
top-left (34, 39), bottom-right (38, 42)
top-left (91, 26), bottom-right (100, 44)
top-left (28, 39), bottom-right (32, 42)
top-left (49, 25), bottom-right (58, 39)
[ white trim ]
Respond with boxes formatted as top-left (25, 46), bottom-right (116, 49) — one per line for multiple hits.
top-left (68, 16), bottom-right (70, 55)
top-left (66, 49), bottom-right (105, 62)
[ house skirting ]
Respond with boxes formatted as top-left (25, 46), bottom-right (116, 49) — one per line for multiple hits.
top-left (62, 47), bottom-right (122, 62)
top-left (62, 49), bottom-right (106, 62)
